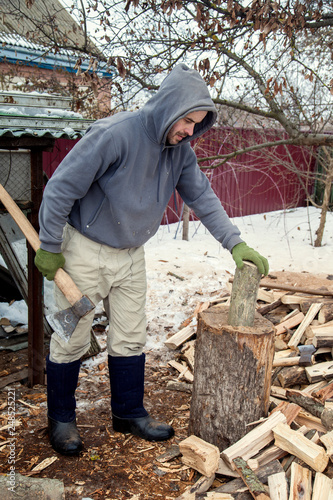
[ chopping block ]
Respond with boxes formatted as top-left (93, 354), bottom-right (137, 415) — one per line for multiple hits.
top-left (189, 261), bottom-right (275, 451)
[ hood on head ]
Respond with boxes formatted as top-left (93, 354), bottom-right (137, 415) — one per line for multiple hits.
top-left (140, 63), bottom-right (217, 146)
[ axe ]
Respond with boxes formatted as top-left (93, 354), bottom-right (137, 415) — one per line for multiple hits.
top-left (0, 184), bottom-right (95, 342)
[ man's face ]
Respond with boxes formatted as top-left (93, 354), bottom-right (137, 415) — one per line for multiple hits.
top-left (167, 110), bottom-right (208, 145)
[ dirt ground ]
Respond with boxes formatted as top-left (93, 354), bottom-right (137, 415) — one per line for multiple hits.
top-left (0, 340), bottom-right (198, 500)
top-left (1, 270), bottom-right (333, 499)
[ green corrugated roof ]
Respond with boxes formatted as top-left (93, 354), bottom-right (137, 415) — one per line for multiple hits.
top-left (0, 127), bottom-right (85, 140)
top-left (0, 91), bottom-right (94, 140)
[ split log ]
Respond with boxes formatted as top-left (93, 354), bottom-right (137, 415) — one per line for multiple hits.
top-left (295, 409), bottom-right (327, 433)
top-left (179, 435), bottom-right (220, 477)
top-left (164, 323), bottom-right (196, 350)
top-left (270, 401), bottom-right (302, 425)
top-left (285, 388), bottom-right (324, 418)
top-left (320, 430), bottom-right (333, 458)
top-left (274, 311), bottom-right (305, 336)
top-left (189, 304), bottom-right (275, 449)
top-left (256, 281), bottom-right (333, 297)
top-left (287, 303), bottom-right (323, 349)
top-left (272, 356), bottom-right (301, 368)
top-left (257, 298), bottom-right (282, 316)
top-left (196, 494), bottom-right (234, 500)
top-left (232, 457), bottom-right (270, 500)
top-left (270, 386), bottom-right (287, 400)
top-left (166, 380), bottom-right (192, 393)
top-left (215, 460), bottom-right (284, 495)
top-left (178, 473), bottom-right (216, 499)
top-left (277, 366), bottom-right (309, 388)
top-left (180, 340), bottom-right (195, 371)
top-left (267, 472), bottom-right (288, 500)
top-left (288, 463), bottom-right (312, 500)
top-left (319, 304), bottom-right (333, 325)
top-left (228, 262), bottom-right (262, 327)
top-left (216, 457), bottom-right (240, 478)
top-left (312, 472), bottom-right (333, 500)
top-left (168, 359), bottom-right (194, 382)
top-left (273, 422), bottom-right (329, 472)
top-left (312, 381), bottom-right (333, 402)
top-left (221, 411), bottom-right (287, 468)
top-left (305, 360), bottom-right (333, 383)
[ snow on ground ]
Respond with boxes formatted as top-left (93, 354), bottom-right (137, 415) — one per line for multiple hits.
top-left (1, 206), bottom-right (332, 354)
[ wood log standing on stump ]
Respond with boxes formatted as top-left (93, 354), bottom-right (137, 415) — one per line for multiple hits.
top-left (189, 262), bottom-right (275, 451)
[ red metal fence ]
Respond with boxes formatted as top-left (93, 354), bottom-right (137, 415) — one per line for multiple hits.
top-left (43, 129), bottom-right (317, 225)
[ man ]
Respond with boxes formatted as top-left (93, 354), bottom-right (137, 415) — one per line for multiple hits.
top-left (35, 63), bottom-right (269, 456)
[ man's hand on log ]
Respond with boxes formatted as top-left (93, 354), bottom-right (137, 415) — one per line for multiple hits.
top-left (232, 242), bottom-right (269, 276)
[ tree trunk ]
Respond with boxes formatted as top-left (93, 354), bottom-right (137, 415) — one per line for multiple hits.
top-left (315, 149), bottom-right (333, 247)
top-left (189, 306), bottom-right (275, 451)
top-left (182, 203), bottom-right (189, 241)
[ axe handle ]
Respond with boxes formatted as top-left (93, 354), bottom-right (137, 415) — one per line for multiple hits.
top-left (0, 184), bottom-right (83, 306)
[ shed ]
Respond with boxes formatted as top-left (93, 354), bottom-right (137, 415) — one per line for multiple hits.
top-left (0, 91), bottom-right (93, 386)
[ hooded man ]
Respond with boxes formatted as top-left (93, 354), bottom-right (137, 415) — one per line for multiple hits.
top-left (35, 64), bottom-right (269, 456)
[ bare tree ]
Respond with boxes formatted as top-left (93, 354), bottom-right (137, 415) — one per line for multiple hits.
top-left (2, 0), bottom-right (333, 243)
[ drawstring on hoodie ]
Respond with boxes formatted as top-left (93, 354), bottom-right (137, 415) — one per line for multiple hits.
top-left (157, 146), bottom-right (178, 213)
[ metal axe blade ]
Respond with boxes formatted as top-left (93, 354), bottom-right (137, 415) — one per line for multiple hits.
top-left (46, 295), bottom-right (95, 342)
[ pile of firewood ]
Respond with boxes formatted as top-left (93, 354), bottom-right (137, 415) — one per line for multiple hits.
top-left (163, 277), bottom-right (333, 499)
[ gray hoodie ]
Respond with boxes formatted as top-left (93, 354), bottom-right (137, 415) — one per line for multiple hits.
top-left (39, 64), bottom-right (243, 253)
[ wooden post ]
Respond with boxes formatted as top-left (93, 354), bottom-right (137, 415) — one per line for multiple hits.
top-left (189, 263), bottom-right (275, 450)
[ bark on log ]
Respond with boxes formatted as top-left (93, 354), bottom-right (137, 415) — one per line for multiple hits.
top-left (228, 262), bottom-right (261, 327)
top-left (189, 306), bottom-right (275, 450)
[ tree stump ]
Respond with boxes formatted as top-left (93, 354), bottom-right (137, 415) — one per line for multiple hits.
top-left (189, 263), bottom-right (275, 451)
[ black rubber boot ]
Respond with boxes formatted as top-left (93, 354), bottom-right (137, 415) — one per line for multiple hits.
top-left (46, 355), bottom-right (83, 455)
top-left (108, 353), bottom-right (174, 442)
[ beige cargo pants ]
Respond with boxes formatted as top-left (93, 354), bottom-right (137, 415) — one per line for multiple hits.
top-left (49, 224), bottom-right (147, 363)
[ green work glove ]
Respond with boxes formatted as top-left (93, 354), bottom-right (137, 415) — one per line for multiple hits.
top-left (232, 242), bottom-right (269, 276)
top-left (34, 248), bottom-right (65, 281)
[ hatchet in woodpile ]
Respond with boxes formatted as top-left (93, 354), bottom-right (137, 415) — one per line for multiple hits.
top-left (0, 183), bottom-right (95, 342)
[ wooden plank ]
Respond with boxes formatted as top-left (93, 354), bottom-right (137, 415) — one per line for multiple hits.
top-left (287, 302), bottom-right (323, 349)
top-left (267, 472), bottom-right (288, 500)
top-left (288, 463), bottom-right (312, 500)
top-left (221, 411), bottom-right (287, 468)
top-left (232, 457), bottom-right (270, 500)
top-left (273, 422), bottom-right (329, 472)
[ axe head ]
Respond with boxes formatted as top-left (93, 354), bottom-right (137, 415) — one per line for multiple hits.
top-left (46, 295), bottom-right (95, 342)
top-left (298, 344), bottom-right (316, 366)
